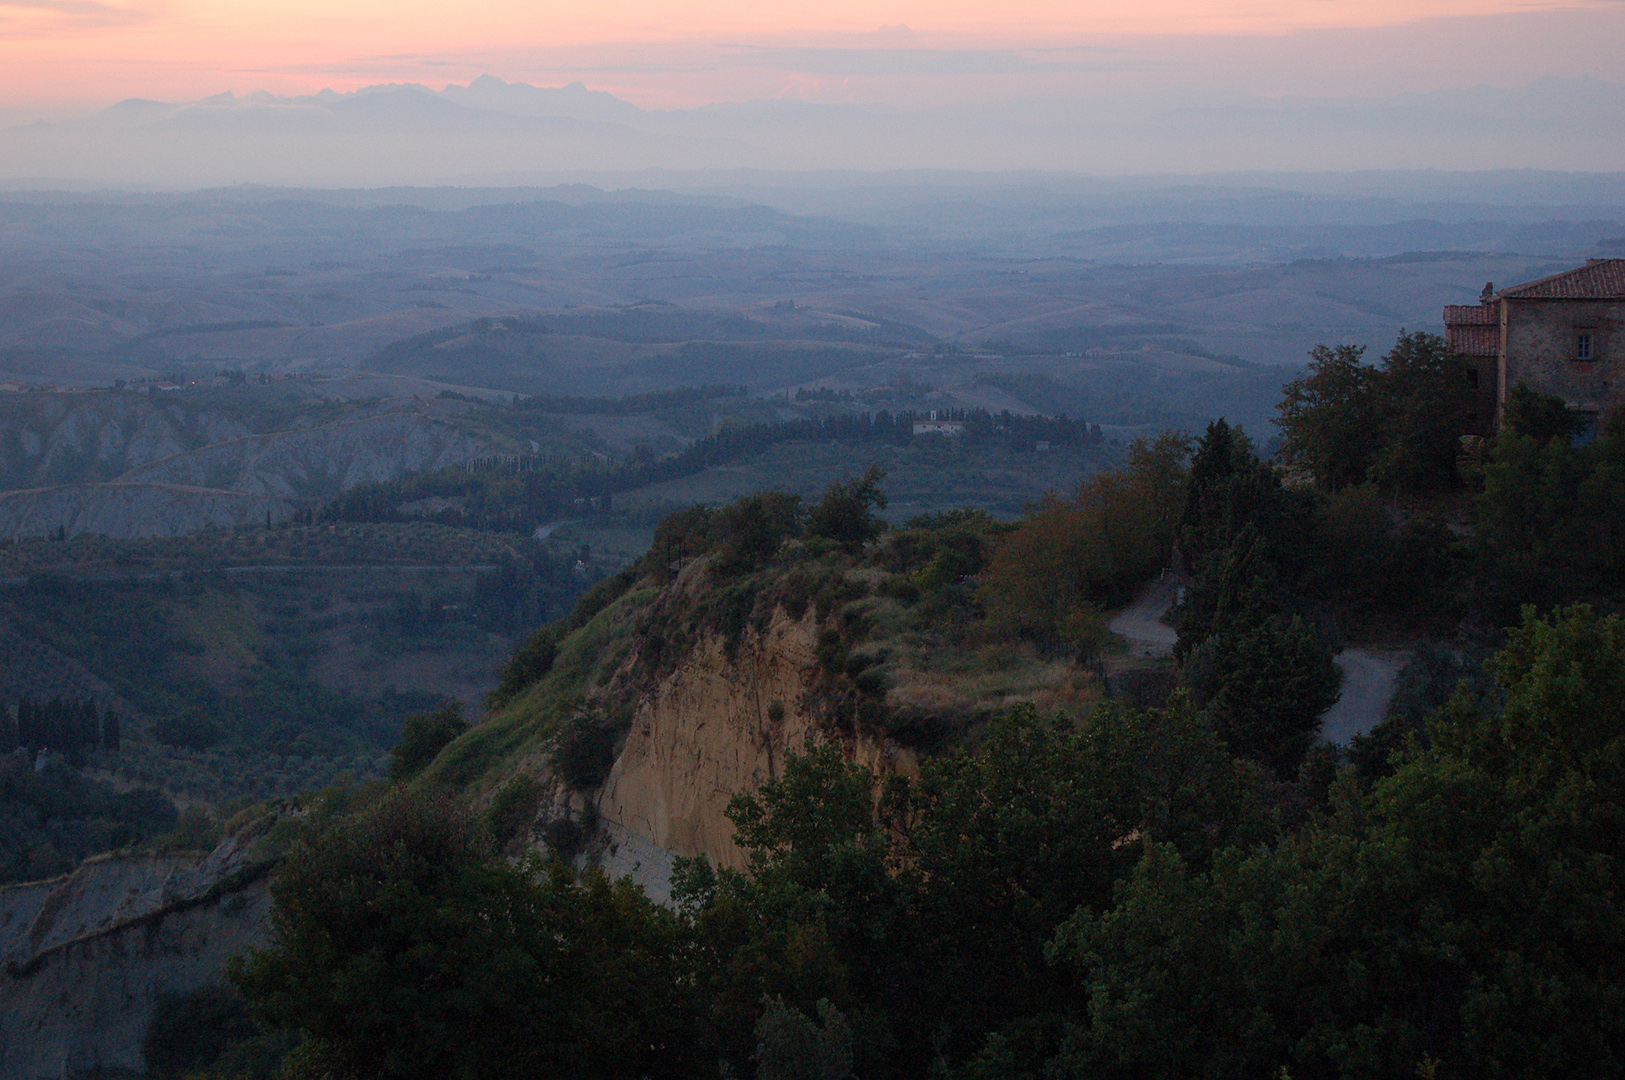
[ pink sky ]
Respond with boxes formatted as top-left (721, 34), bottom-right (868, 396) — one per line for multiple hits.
top-left (1, 0), bottom-right (1623, 111)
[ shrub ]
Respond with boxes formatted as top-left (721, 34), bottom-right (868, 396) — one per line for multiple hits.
top-left (544, 814), bottom-right (587, 858)
top-left (488, 627), bottom-right (558, 710)
top-left (553, 710), bottom-right (622, 790)
top-left (153, 710), bottom-right (223, 750)
top-left (715, 492), bottom-right (803, 574)
top-left (805, 467), bottom-right (888, 551)
top-left (485, 774), bottom-right (546, 844)
top-left (388, 703), bottom-right (466, 782)
top-left (1183, 614), bottom-right (1342, 777)
top-left (143, 985), bottom-right (291, 1080)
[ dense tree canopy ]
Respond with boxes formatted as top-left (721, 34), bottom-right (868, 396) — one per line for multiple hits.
top-left (235, 602), bottom-right (1625, 1078)
top-left (1276, 331), bottom-right (1474, 495)
top-left (230, 789), bottom-right (698, 1080)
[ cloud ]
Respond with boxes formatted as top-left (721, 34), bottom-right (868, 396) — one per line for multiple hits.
top-left (714, 45), bottom-right (1133, 78)
top-left (269, 42), bottom-right (1143, 84)
top-left (0, 0), bottom-right (151, 30)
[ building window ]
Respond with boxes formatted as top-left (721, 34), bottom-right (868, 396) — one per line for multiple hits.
top-left (1576, 333), bottom-right (1593, 360)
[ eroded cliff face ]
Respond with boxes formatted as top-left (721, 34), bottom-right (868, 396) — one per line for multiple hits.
top-left (0, 396), bottom-right (507, 539)
top-left (0, 481), bottom-right (297, 540)
top-left (0, 833), bottom-right (275, 1079)
top-left (594, 606), bottom-right (909, 872)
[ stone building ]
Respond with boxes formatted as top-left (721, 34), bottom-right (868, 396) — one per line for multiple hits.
top-left (1444, 258), bottom-right (1625, 433)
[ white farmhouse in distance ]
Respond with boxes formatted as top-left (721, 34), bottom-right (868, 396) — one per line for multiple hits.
top-left (912, 410), bottom-right (966, 436)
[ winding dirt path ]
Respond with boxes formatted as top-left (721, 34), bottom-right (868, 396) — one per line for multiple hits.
top-left (1108, 576), bottom-right (1179, 656)
top-left (1109, 579), bottom-right (1409, 742)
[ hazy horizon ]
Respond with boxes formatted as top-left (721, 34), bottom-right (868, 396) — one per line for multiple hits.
top-left (6, 74), bottom-right (1625, 188)
top-left (4, 0), bottom-right (1625, 183)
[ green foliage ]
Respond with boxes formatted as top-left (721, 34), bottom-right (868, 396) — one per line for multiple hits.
top-left (981, 432), bottom-right (1188, 650)
top-left (487, 626), bottom-right (559, 710)
top-left (1502, 382), bottom-right (1585, 445)
top-left (419, 709), bottom-right (532, 792)
top-left (2, 694), bottom-right (114, 766)
top-left (322, 409), bottom-right (1086, 538)
top-left (1365, 331), bottom-right (1475, 495)
top-left (716, 491), bottom-right (805, 574)
top-left (1473, 407), bottom-right (1625, 608)
top-left (142, 985), bottom-right (293, 1080)
top-left (0, 551), bottom-right (516, 803)
top-left (387, 703), bottom-right (467, 782)
top-left (805, 467), bottom-right (888, 551)
top-left (153, 805), bottom-right (221, 852)
top-left (1276, 331), bottom-right (1473, 495)
top-left (755, 998), bottom-right (856, 1080)
top-left (684, 705), bottom-right (1273, 1075)
top-left (0, 753), bottom-right (178, 885)
top-left (553, 707), bottom-right (624, 791)
top-left (1348, 644), bottom-right (1494, 784)
top-left (232, 788), bottom-right (699, 1080)
top-left (1301, 485), bottom-right (1466, 630)
top-left (485, 774), bottom-right (546, 845)
top-left (1275, 343), bottom-right (1378, 490)
top-left (1184, 614), bottom-right (1342, 776)
top-left (1173, 420), bottom-right (1311, 651)
top-left (152, 709), bottom-right (223, 750)
top-left (1049, 605), bottom-right (1625, 1080)
top-left (241, 606), bottom-right (1625, 1080)
top-left (1170, 420), bottom-right (1344, 777)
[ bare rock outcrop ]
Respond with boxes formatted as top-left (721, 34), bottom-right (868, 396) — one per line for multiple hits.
top-left (596, 608), bottom-right (909, 872)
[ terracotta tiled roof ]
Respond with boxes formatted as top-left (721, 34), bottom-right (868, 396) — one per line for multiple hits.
top-left (1498, 259), bottom-right (1625, 300)
top-left (1446, 325), bottom-right (1500, 356)
top-left (1443, 304), bottom-right (1497, 325)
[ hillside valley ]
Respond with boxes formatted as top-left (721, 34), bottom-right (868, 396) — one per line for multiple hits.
top-left (0, 177), bottom-right (1623, 1077)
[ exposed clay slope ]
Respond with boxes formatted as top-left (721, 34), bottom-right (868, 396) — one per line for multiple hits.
top-left (598, 608), bottom-right (823, 870)
top-left (0, 391), bottom-right (512, 538)
top-left (115, 410), bottom-right (500, 498)
top-left (0, 481), bottom-right (296, 540)
top-left (0, 830), bottom-right (277, 1078)
top-left (455, 509), bottom-right (1095, 879)
top-left (596, 607), bottom-right (917, 872)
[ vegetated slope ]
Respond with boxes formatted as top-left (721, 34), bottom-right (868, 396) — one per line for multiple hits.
top-left (415, 476), bottom-right (1128, 874)
top-left (54, 330), bottom-right (1624, 1080)
top-left (0, 521), bottom-right (600, 805)
top-left (325, 408), bottom-right (1111, 537)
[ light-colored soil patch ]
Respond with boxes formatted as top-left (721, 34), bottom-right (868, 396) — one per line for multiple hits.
top-left (1109, 577), bottom-right (1178, 656)
top-left (1319, 650), bottom-right (1410, 745)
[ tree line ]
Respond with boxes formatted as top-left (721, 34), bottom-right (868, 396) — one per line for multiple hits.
top-left (320, 409), bottom-right (1105, 535)
top-left (2, 695), bottom-right (119, 767)
top-left (1275, 329), bottom-right (1625, 621)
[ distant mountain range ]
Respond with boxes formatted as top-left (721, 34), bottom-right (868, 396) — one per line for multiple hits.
top-left (5, 75), bottom-right (1625, 186)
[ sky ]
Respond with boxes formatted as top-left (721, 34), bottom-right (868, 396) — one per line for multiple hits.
top-left (2, 0), bottom-right (1624, 114)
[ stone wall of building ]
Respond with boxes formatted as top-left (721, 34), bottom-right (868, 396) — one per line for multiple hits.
top-left (1502, 298), bottom-right (1625, 426)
